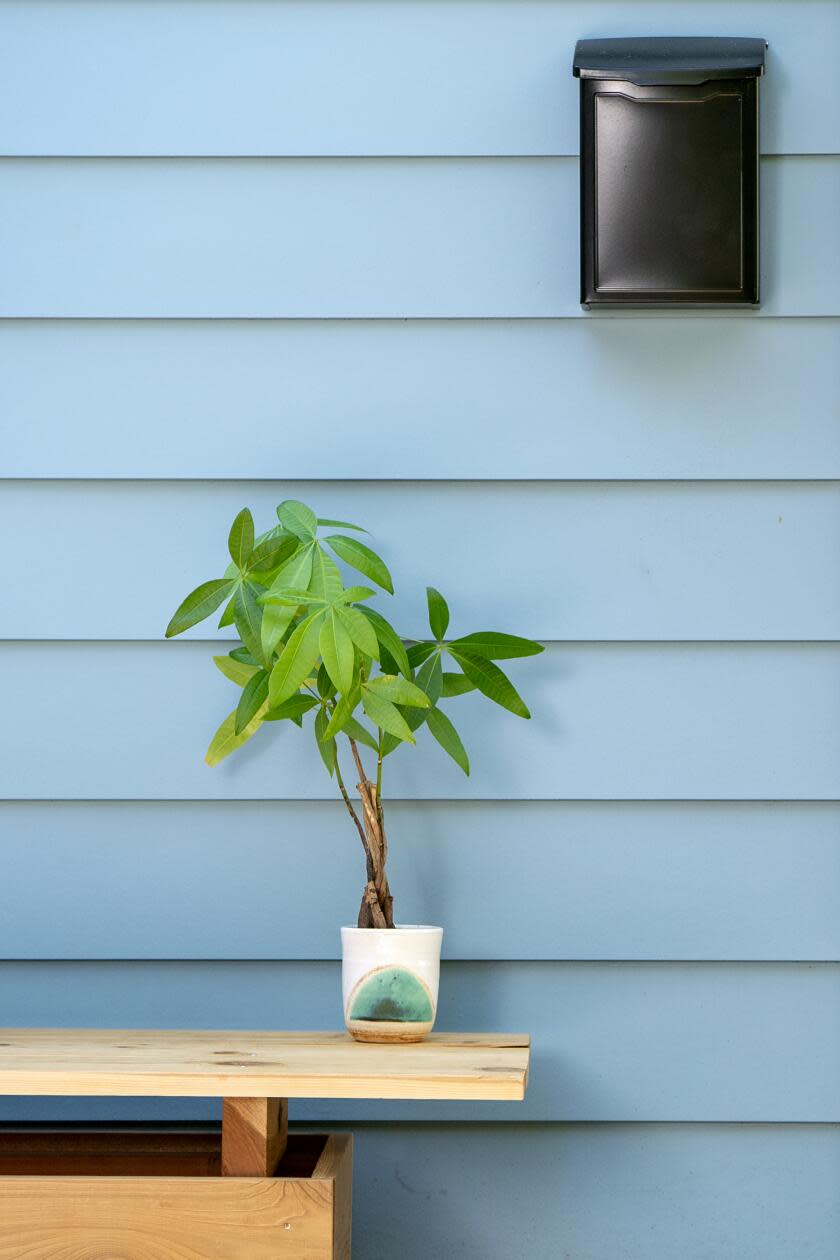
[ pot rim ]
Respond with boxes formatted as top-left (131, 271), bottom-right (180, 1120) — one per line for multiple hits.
top-left (341, 923), bottom-right (443, 934)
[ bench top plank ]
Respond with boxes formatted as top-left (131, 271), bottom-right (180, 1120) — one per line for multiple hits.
top-left (0, 1030), bottom-right (530, 1101)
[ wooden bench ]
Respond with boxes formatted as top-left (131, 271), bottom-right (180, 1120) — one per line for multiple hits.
top-left (0, 1029), bottom-right (530, 1259)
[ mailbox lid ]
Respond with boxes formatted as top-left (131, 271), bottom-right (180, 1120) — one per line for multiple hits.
top-left (573, 36), bottom-right (767, 85)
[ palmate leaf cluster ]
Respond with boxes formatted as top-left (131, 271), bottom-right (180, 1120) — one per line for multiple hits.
top-left (165, 500), bottom-right (543, 778)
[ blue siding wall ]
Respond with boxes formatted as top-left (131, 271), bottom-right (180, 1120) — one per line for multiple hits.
top-left (1, 158), bottom-right (838, 316)
top-left (3, 321), bottom-right (839, 479)
top-left (1, 3), bottom-right (838, 1257)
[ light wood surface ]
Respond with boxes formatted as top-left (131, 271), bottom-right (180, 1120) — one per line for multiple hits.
top-left (222, 1097), bottom-right (288, 1176)
top-left (0, 1134), bottom-right (352, 1260)
top-left (313, 1133), bottom-right (353, 1260)
top-left (0, 1030), bottom-right (530, 1100)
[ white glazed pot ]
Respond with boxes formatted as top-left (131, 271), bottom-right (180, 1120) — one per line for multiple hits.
top-left (341, 925), bottom-right (443, 1043)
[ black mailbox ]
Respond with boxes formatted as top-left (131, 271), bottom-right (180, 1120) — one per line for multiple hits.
top-left (573, 36), bottom-right (767, 307)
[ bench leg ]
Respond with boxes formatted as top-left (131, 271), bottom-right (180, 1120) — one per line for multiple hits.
top-left (221, 1097), bottom-right (288, 1176)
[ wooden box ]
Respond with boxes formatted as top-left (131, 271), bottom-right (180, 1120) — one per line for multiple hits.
top-left (0, 1129), bottom-right (352, 1260)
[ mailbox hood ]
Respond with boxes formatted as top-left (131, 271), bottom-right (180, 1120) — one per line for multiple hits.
top-left (572, 36), bottom-right (767, 85)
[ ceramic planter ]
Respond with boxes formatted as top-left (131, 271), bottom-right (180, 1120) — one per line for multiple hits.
top-left (341, 925), bottom-right (443, 1043)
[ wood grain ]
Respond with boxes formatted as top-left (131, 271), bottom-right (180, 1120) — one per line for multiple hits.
top-left (222, 1097), bottom-right (288, 1176)
top-left (0, 1030), bottom-right (530, 1100)
top-left (313, 1134), bottom-right (353, 1260)
top-left (0, 1172), bottom-right (334, 1259)
top-left (0, 1132), bottom-right (350, 1258)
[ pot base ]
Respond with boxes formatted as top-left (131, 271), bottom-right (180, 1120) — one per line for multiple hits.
top-left (346, 1018), bottom-right (434, 1044)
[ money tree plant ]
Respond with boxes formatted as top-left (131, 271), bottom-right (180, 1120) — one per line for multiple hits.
top-left (165, 499), bottom-right (542, 928)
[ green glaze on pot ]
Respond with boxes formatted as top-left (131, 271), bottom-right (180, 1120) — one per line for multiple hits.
top-left (348, 966), bottom-right (434, 1023)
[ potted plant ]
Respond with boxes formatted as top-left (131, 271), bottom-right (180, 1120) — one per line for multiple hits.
top-left (166, 499), bottom-right (542, 1042)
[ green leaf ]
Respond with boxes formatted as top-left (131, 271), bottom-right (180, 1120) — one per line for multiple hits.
top-left (415, 651), bottom-right (443, 705)
top-left (407, 641), bottom-right (436, 669)
top-left (337, 606), bottom-right (379, 660)
top-left (448, 648), bottom-right (531, 718)
top-left (362, 688), bottom-right (416, 744)
top-left (253, 522), bottom-right (288, 545)
top-left (268, 542), bottom-right (314, 593)
top-left (260, 552), bottom-right (320, 643)
top-left (263, 694), bottom-right (319, 722)
top-left (338, 586), bottom-right (376, 604)
top-left (259, 587), bottom-right (323, 608)
top-left (234, 582), bottom-right (264, 666)
top-left (325, 535), bottom-right (394, 593)
top-left (309, 546), bottom-right (344, 601)
top-left (317, 517), bottom-right (368, 533)
top-left (360, 608), bottom-right (411, 678)
top-left (426, 706), bottom-right (470, 775)
top-left (343, 716), bottom-right (379, 751)
top-left (323, 686), bottom-right (360, 740)
top-left (277, 499), bottom-right (318, 541)
top-left (367, 674), bottom-right (431, 708)
top-left (441, 671), bottom-right (476, 697)
top-left (317, 663), bottom-right (336, 700)
top-left (268, 612), bottom-right (324, 707)
top-left (235, 669), bottom-right (269, 734)
top-left (380, 665), bottom-right (436, 755)
top-left (205, 704), bottom-right (266, 767)
top-left (314, 708), bottom-right (337, 776)
top-left (378, 645), bottom-right (400, 676)
top-left (320, 609), bottom-right (354, 694)
top-left (218, 594), bottom-right (237, 628)
top-left (213, 654), bottom-right (259, 687)
top-left (450, 632), bottom-right (544, 660)
top-left (229, 646), bottom-right (258, 665)
top-left (426, 587), bottom-right (450, 640)
top-left (228, 508), bottom-right (254, 569)
top-left (247, 533), bottom-right (298, 574)
top-left (260, 602), bottom-right (297, 661)
top-left (165, 578), bottom-right (235, 638)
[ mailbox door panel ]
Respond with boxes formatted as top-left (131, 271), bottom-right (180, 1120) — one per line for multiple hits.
top-left (581, 79), bottom-right (759, 306)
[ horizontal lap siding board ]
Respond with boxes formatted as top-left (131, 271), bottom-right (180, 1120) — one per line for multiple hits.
top-left (2, 642), bottom-right (839, 800)
top-left (1, 158), bottom-right (838, 317)
top-left (0, 961), bottom-right (838, 1122)
top-left (352, 1124), bottom-right (840, 1260)
top-left (2, 801), bottom-right (839, 961)
top-left (3, 318), bottom-right (839, 480)
top-left (0, 1), bottom-right (836, 157)
top-left (5, 481), bottom-right (840, 641)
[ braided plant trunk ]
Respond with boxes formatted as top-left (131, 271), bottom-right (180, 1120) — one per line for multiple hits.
top-left (336, 739), bottom-right (395, 928)
top-left (355, 774), bottom-right (394, 928)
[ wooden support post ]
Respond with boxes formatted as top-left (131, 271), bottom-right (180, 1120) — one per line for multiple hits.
top-left (221, 1097), bottom-right (288, 1177)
